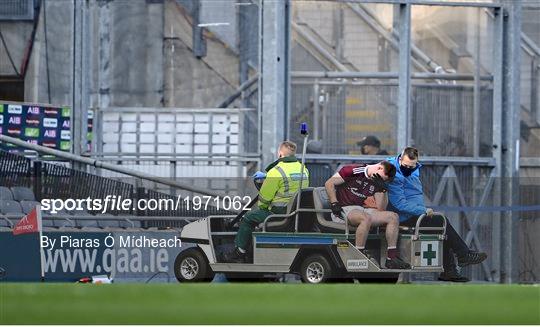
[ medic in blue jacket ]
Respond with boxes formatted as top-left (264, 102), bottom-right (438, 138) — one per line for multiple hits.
top-left (386, 147), bottom-right (487, 282)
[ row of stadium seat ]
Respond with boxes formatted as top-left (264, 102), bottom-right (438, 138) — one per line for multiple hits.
top-left (0, 185), bottom-right (146, 231)
top-left (0, 212), bottom-right (143, 231)
top-left (0, 186), bottom-right (36, 202)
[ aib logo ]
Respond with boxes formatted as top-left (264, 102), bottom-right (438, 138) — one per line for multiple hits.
top-left (8, 116), bottom-right (21, 125)
top-left (27, 107), bottom-right (40, 115)
top-left (44, 129), bottom-right (57, 138)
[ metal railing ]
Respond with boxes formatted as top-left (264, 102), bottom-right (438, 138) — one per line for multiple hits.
top-left (0, 134), bottom-right (222, 197)
top-left (290, 75), bottom-right (494, 156)
top-left (91, 107), bottom-right (260, 179)
top-left (0, 0), bottom-right (34, 20)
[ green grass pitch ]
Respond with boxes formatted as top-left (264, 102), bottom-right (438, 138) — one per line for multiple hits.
top-left (0, 283), bottom-right (538, 324)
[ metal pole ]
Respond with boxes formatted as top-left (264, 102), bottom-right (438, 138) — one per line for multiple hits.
top-left (72, 0), bottom-right (80, 158)
top-left (295, 124), bottom-right (308, 232)
top-left (82, 0), bottom-right (90, 156)
top-left (490, 6), bottom-right (503, 283)
top-left (260, 0), bottom-right (288, 167)
top-left (72, 0), bottom-right (89, 169)
top-left (284, 0), bottom-right (292, 141)
top-left (98, 0), bottom-right (111, 110)
top-left (257, 0), bottom-right (263, 169)
top-left (397, 3), bottom-right (411, 150)
top-left (472, 8), bottom-right (481, 207)
top-left (313, 81), bottom-right (320, 140)
top-left (532, 56), bottom-right (539, 124)
top-left (500, 0), bottom-right (522, 284)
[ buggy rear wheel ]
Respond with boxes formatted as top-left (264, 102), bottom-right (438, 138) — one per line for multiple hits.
top-left (300, 254), bottom-right (333, 284)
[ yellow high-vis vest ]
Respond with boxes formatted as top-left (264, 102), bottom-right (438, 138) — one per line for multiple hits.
top-left (257, 156), bottom-right (310, 210)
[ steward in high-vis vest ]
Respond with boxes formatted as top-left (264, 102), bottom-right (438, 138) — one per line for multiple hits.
top-left (224, 141), bottom-right (309, 263)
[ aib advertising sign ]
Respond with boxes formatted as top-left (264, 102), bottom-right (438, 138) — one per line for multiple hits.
top-left (0, 103), bottom-right (93, 153)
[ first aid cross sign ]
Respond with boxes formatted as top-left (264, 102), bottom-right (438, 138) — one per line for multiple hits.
top-left (420, 241), bottom-right (438, 266)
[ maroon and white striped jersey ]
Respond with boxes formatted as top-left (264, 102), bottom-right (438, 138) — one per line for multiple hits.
top-left (335, 164), bottom-right (385, 206)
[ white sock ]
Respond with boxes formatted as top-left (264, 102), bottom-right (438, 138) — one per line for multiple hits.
top-left (356, 246), bottom-right (365, 251)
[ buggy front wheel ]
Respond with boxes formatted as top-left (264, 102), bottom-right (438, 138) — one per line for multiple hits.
top-left (174, 248), bottom-right (214, 282)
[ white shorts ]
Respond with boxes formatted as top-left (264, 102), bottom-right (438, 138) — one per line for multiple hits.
top-left (331, 206), bottom-right (379, 223)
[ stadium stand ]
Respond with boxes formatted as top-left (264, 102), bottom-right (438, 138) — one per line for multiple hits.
top-left (20, 200), bottom-right (40, 214)
top-left (0, 186), bottom-right (13, 200)
top-left (11, 186), bottom-right (36, 201)
top-left (0, 215), bottom-right (10, 230)
top-left (0, 149), bottom-right (232, 231)
top-left (0, 200), bottom-right (23, 215)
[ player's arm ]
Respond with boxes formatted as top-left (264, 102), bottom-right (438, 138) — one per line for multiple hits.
top-left (387, 177), bottom-right (426, 216)
top-left (374, 192), bottom-right (388, 211)
top-left (325, 172), bottom-right (346, 217)
top-left (324, 172), bottom-right (345, 204)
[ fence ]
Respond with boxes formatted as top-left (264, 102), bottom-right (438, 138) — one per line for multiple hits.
top-left (290, 77), bottom-right (494, 157)
top-left (289, 1), bottom-right (538, 154)
top-left (0, 149), bottom-right (233, 228)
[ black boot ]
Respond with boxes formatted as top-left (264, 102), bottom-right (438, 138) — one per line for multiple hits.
top-left (223, 248), bottom-right (247, 263)
top-left (385, 257), bottom-right (411, 269)
top-left (438, 268), bottom-right (470, 282)
top-left (457, 251), bottom-right (487, 268)
top-left (439, 249), bottom-right (469, 282)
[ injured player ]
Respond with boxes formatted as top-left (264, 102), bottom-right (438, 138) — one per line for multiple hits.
top-left (324, 161), bottom-right (411, 269)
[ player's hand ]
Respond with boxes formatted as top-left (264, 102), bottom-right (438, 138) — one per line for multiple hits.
top-left (372, 173), bottom-right (387, 190)
top-left (363, 196), bottom-right (377, 209)
top-left (426, 208), bottom-right (434, 216)
top-left (330, 202), bottom-right (343, 217)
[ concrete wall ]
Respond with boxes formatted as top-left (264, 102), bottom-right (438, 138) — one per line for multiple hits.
top-left (103, 0), bottom-right (164, 107)
top-left (163, 0), bottom-right (238, 108)
top-left (200, 0), bottom-right (237, 52)
top-left (0, 21), bottom-right (33, 76)
top-left (0, 0), bottom-right (241, 109)
top-left (27, 1), bottom-right (74, 106)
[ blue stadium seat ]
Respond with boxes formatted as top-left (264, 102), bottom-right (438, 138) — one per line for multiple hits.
top-left (119, 219), bottom-right (141, 229)
top-left (101, 221), bottom-right (121, 228)
top-left (0, 215), bottom-right (11, 229)
top-left (68, 209), bottom-right (97, 228)
top-left (0, 200), bottom-right (23, 215)
top-left (54, 217), bottom-right (76, 228)
top-left (43, 219), bottom-right (55, 228)
top-left (0, 187), bottom-right (13, 201)
top-left (11, 187), bottom-right (36, 201)
top-left (20, 200), bottom-right (41, 214)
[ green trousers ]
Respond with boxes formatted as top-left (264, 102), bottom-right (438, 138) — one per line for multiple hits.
top-left (234, 206), bottom-right (287, 250)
